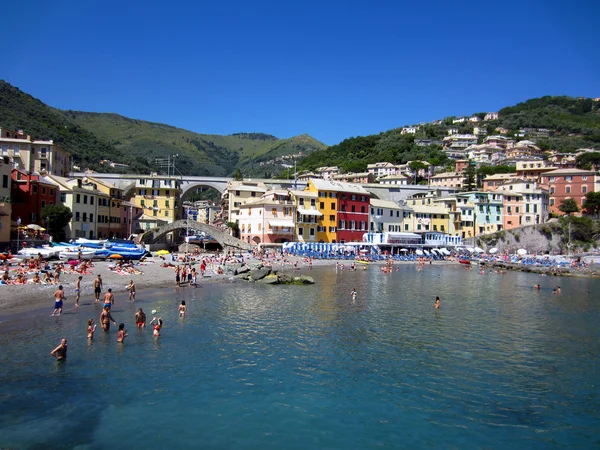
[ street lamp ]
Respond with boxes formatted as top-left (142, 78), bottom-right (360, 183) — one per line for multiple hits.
top-left (46, 216), bottom-right (50, 242)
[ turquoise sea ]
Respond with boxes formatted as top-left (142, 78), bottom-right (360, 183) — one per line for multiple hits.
top-left (1, 264), bottom-right (599, 449)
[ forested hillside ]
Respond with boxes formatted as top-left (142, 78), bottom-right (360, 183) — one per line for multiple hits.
top-left (299, 96), bottom-right (600, 174)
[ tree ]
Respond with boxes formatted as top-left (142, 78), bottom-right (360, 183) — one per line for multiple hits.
top-left (408, 161), bottom-right (427, 185)
top-left (583, 192), bottom-right (600, 218)
top-left (41, 204), bottom-right (72, 240)
top-left (558, 198), bottom-right (580, 216)
top-left (462, 162), bottom-right (477, 191)
top-left (226, 221), bottom-right (239, 238)
top-left (233, 169), bottom-right (243, 181)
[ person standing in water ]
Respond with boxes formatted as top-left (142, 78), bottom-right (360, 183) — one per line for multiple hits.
top-left (127, 280), bottom-right (136, 302)
top-left (135, 308), bottom-right (146, 329)
top-left (94, 275), bottom-right (103, 302)
top-left (75, 276), bottom-right (82, 307)
top-left (179, 301), bottom-right (186, 317)
top-left (87, 319), bottom-right (97, 339)
top-left (51, 285), bottom-right (66, 316)
top-left (149, 317), bottom-right (163, 337)
top-left (103, 288), bottom-right (115, 309)
top-left (351, 288), bottom-right (357, 301)
top-left (100, 306), bottom-right (117, 332)
top-left (117, 323), bottom-right (127, 343)
top-left (51, 338), bottom-right (68, 360)
top-left (434, 296), bottom-right (441, 309)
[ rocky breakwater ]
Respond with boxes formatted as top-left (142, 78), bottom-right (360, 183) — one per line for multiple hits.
top-left (233, 263), bottom-right (315, 285)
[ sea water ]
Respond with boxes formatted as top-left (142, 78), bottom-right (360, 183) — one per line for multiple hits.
top-left (1, 265), bottom-right (599, 449)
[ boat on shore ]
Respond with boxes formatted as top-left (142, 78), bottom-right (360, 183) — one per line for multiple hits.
top-left (58, 249), bottom-right (97, 261)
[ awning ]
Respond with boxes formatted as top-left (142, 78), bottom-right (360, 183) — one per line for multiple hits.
top-left (297, 209), bottom-right (322, 216)
top-left (269, 220), bottom-right (294, 227)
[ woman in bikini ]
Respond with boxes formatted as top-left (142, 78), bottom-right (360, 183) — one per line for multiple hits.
top-left (149, 317), bottom-right (163, 337)
top-left (179, 301), bottom-right (186, 318)
top-left (117, 323), bottom-right (127, 343)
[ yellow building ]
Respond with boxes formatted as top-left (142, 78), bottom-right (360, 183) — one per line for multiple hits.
top-left (289, 190), bottom-right (320, 242)
top-left (305, 179), bottom-right (338, 243)
top-left (85, 176), bottom-right (124, 238)
top-left (132, 175), bottom-right (181, 223)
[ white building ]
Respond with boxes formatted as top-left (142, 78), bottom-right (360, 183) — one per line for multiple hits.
top-left (496, 180), bottom-right (549, 225)
top-left (484, 112), bottom-right (499, 121)
top-left (367, 162), bottom-right (400, 178)
top-left (369, 198), bottom-right (404, 233)
top-left (401, 127), bottom-right (417, 135)
top-left (222, 180), bottom-right (267, 223)
top-left (378, 174), bottom-right (409, 185)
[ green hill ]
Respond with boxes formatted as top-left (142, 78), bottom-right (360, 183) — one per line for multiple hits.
top-left (299, 96), bottom-right (600, 174)
top-left (0, 80), bottom-right (326, 176)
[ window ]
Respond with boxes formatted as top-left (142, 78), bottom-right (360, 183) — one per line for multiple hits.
top-left (165, 200), bottom-right (170, 207)
top-left (361, 196), bottom-right (366, 202)
top-left (90, 214), bottom-right (94, 222)
top-left (141, 200), bottom-right (145, 206)
top-left (350, 220), bottom-right (356, 230)
top-left (329, 215), bottom-right (335, 222)
top-left (389, 210), bottom-right (393, 217)
top-left (75, 212), bottom-right (80, 221)
top-left (76, 194), bottom-right (81, 203)
top-left (235, 191), bottom-right (240, 196)
top-left (320, 202), bottom-right (324, 209)
top-left (153, 200), bottom-right (158, 207)
top-left (2, 175), bottom-right (7, 188)
top-left (41, 186), bottom-right (47, 195)
top-left (299, 198), bottom-right (305, 206)
top-left (60, 193), bottom-right (66, 203)
top-left (331, 202), bottom-right (335, 209)
top-left (550, 187), bottom-right (555, 194)
top-left (371, 207), bottom-right (374, 215)
top-left (341, 205), bottom-right (346, 212)
top-left (165, 211), bottom-right (169, 217)
top-left (165, 190), bottom-right (170, 197)
top-left (339, 220), bottom-right (345, 229)
top-left (251, 192), bottom-right (256, 197)
top-left (317, 226), bottom-right (325, 232)
top-left (33, 185), bottom-right (38, 194)
top-left (351, 195), bottom-right (356, 201)
top-left (329, 192), bottom-right (335, 198)
top-left (82, 213), bottom-right (87, 222)
top-left (549, 177), bottom-right (555, 182)
top-left (565, 186), bottom-right (571, 194)
top-left (311, 228), bottom-right (317, 236)
top-left (91, 196), bottom-right (95, 205)
top-left (351, 205), bottom-right (355, 212)
top-left (41, 200), bottom-right (46, 208)
top-left (582, 186), bottom-right (587, 194)
top-left (310, 199), bottom-right (316, 207)
top-left (550, 198), bottom-right (555, 206)
top-left (153, 210), bottom-right (157, 217)
top-left (83, 195), bottom-right (88, 204)
top-left (564, 176), bottom-right (572, 181)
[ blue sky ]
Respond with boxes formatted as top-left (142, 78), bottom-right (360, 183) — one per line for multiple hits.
top-left (3, 0), bottom-right (599, 145)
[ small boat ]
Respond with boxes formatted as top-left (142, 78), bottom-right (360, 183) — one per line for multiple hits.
top-left (18, 246), bottom-right (60, 259)
top-left (59, 249), bottom-right (96, 261)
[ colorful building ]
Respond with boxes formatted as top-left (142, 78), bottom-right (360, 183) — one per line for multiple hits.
top-left (222, 180), bottom-right (267, 223)
top-left (369, 199), bottom-right (403, 233)
top-left (238, 190), bottom-right (295, 245)
top-left (540, 168), bottom-right (596, 215)
top-left (11, 169), bottom-right (58, 228)
top-left (289, 190), bottom-right (320, 242)
top-left (305, 179), bottom-right (339, 243)
top-left (86, 176), bottom-right (126, 239)
top-left (132, 175), bottom-right (182, 223)
top-left (0, 157), bottom-right (12, 246)
top-left (496, 179), bottom-right (549, 227)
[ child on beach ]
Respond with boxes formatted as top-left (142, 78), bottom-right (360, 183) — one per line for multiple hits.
top-left (127, 280), bottom-right (136, 301)
top-left (179, 301), bottom-right (186, 317)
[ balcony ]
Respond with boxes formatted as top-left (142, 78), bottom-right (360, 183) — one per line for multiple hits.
top-left (267, 227), bottom-right (294, 235)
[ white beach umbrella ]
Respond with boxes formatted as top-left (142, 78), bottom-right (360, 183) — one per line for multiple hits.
top-left (517, 248), bottom-right (527, 256)
top-left (466, 247), bottom-right (475, 253)
top-left (474, 247), bottom-right (484, 253)
top-left (399, 248), bottom-right (408, 252)
top-left (489, 248), bottom-right (498, 254)
top-left (415, 249), bottom-right (424, 256)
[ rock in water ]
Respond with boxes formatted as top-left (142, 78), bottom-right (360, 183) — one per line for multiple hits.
top-left (293, 276), bottom-right (315, 284)
top-left (259, 274), bottom-right (279, 284)
top-left (249, 267), bottom-right (271, 281)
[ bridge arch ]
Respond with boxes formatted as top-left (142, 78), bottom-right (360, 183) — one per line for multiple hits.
top-left (141, 219), bottom-right (252, 250)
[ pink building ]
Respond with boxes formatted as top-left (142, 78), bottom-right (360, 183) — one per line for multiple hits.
top-left (501, 193), bottom-right (523, 230)
top-left (238, 190), bottom-right (296, 245)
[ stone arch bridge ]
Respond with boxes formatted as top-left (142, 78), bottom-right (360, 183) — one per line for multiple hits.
top-left (141, 220), bottom-right (252, 250)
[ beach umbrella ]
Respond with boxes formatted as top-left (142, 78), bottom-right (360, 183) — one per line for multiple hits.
top-left (517, 249), bottom-right (527, 256)
top-left (109, 254), bottom-right (124, 259)
top-left (423, 249), bottom-right (430, 255)
top-left (27, 224), bottom-right (45, 231)
top-left (399, 248), bottom-right (408, 252)
top-left (155, 249), bottom-right (170, 255)
top-left (474, 247), bottom-right (484, 253)
top-left (489, 248), bottom-right (498, 254)
top-left (415, 249), bottom-right (424, 256)
top-left (466, 247), bottom-right (475, 253)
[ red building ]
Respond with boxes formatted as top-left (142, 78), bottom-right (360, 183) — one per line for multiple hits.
top-left (120, 201), bottom-right (144, 238)
top-left (540, 168), bottom-right (596, 215)
top-left (336, 184), bottom-right (370, 243)
top-left (11, 169), bottom-right (58, 226)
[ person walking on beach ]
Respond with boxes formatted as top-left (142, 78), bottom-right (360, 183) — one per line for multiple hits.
top-left (75, 276), bottom-right (82, 307)
top-left (94, 275), bottom-right (103, 302)
top-left (103, 288), bottom-right (115, 309)
top-left (175, 266), bottom-right (181, 287)
top-left (87, 319), bottom-right (97, 339)
top-left (51, 338), bottom-right (68, 360)
top-left (117, 323), bottom-right (127, 343)
top-left (135, 308), bottom-right (146, 329)
top-left (191, 267), bottom-right (197, 287)
top-left (100, 306), bottom-right (117, 332)
top-left (434, 296), bottom-right (441, 309)
top-left (127, 280), bottom-right (136, 302)
top-left (51, 285), bottom-right (66, 316)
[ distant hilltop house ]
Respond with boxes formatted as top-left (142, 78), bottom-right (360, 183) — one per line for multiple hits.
top-left (367, 162), bottom-right (400, 178)
top-left (315, 166), bottom-right (341, 180)
top-left (484, 112), bottom-right (499, 121)
top-left (415, 139), bottom-right (442, 147)
top-left (447, 128), bottom-right (459, 135)
top-left (452, 117), bottom-right (467, 124)
top-left (401, 126), bottom-right (417, 135)
top-left (495, 127), bottom-right (509, 134)
top-left (443, 134), bottom-right (477, 151)
top-left (473, 126), bottom-right (487, 136)
top-left (469, 116), bottom-right (480, 123)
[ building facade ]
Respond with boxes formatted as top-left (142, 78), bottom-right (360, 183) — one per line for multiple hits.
top-left (540, 168), bottom-right (596, 215)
